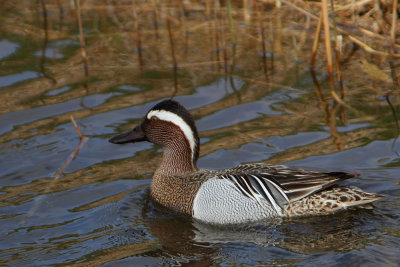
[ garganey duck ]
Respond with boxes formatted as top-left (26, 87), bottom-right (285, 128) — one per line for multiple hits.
top-left (109, 99), bottom-right (381, 224)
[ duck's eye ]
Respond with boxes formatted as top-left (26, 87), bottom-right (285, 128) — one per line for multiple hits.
top-left (150, 116), bottom-right (159, 122)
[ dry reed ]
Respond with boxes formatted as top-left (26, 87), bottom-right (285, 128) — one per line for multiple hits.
top-left (75, 0), bottom-right (89, 79)
top-left (256, 3), bottom-right (268, 80)
top-left (132, 2), bottom-right (143, 71)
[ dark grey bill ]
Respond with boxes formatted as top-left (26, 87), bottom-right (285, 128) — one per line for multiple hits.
top-left (109, 124), bottom-right (147, 144)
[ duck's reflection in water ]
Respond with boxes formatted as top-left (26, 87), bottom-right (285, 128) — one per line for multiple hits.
top-left (117, 188), bottom-right (376, 265)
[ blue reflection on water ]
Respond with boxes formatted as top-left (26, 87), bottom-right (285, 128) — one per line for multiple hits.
top-left (0, 71), bottom-right (38, 88)
top-left (0, 40), bottom-right (19, 60)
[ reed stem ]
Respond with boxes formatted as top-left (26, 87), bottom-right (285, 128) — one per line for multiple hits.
top-left (257, 3), bottom-right (268, 80)
top-left (214, 4), bottom-right (221, 70)
top-left (151, 0), bottom-right (159, 39)
top-left (132, 2), bottom-right (143, 71)
top-left (167, 17), bottom-right (178, 94)
top-left (389, 0), bottom-right (399, 90)
top-left (310, 13), bottom-right (323, 67)
top-left (321, 0), bottom-right (341, 103)
top-left (75, 0), bottom-right (89, 80)
top-left (330, 0), bottom-right (344, 99)
top-left (226, 0), bottom-right (236, 44)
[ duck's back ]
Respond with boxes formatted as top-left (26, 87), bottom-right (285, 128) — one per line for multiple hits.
top-left (191, 164), bottom-right (381, 224)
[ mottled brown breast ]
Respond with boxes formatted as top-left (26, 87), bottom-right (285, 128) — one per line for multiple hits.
top-left (150, 173), bottom-right (203, 215)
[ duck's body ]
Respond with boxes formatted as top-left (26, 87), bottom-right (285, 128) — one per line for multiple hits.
top-left (109, 100), bottom-right (381, 225)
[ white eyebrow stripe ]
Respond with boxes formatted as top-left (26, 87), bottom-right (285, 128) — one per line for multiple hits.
top-left (147, 109), bottom-right (196, 164)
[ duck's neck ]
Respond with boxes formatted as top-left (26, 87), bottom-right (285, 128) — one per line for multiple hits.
top-left (155, 138), bottom-right (198, 176)
top-left (151, 139), bottom-right (200, 215)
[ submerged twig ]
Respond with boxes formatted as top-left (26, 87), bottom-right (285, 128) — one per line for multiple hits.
top-left (54, 137), bottom-right (89, 179)
top-left (20, 116), bottom-right (89, 225)
top-left (56, 115), bottom-right (88, 178)
top-left (70, 115), bottom-right (83, 139)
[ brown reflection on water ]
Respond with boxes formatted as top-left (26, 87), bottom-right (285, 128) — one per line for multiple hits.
top-left (0, 150), bottom-right (158, 207)
top-left (278, 212), bottom-right (375, 254)
top-left (68, 241), bottom-right (161, 267)
top-left (1, 0), bottom-right (397, 125)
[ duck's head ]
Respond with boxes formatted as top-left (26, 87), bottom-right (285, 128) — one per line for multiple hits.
top-left (109, 99), bottom-right (200, 171)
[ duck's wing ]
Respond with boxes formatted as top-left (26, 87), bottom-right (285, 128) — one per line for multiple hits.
top-left (220, 164), bottom-right (358, 212)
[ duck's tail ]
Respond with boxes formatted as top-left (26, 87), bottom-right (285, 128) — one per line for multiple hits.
top-left (283, 186), bottom-right (382, 217)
